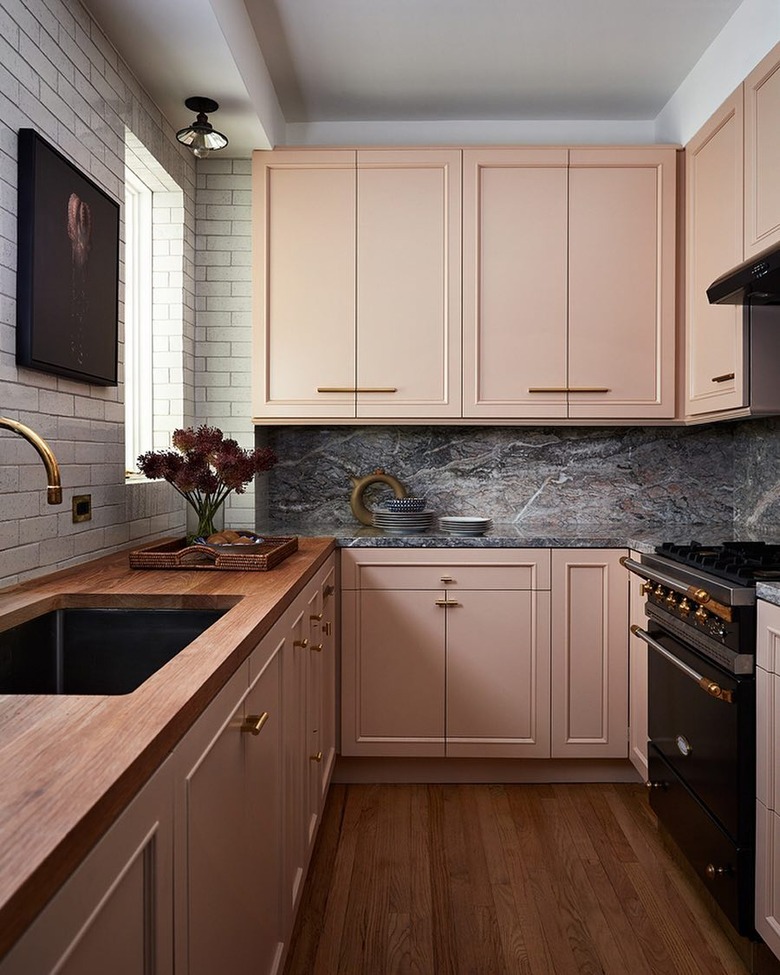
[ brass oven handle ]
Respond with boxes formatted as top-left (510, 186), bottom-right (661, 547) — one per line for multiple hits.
top-left (631, 626), bottom-right (734, 704)
top-left (711, 373), bottom-right (735, 384)
top-left (619, 557), bottom-right (732, 622)
top-left (528, 387), bottom-right (610, 393)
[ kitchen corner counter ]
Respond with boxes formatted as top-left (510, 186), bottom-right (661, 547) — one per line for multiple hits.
top-left (256, 519), bottom-right (735, 555)
top-left (757, 581), bottom-right (780, 607)
top-left (0, 536), bottom-right (335, 960)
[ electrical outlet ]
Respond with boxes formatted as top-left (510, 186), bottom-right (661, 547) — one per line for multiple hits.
top-left (72, 494), bottom-right (92, 523)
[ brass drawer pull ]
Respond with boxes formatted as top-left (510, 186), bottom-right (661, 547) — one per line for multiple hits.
top-left (241, 712), bottom-right (269, 736)
top-left (528, 387), bottom-right (610, 393)
top-left (317, 387), bottom-right (398, 393)
top-left (711, 373), bottom-right (735, 383)
top-left (435, 599), bottom-right (461, 607)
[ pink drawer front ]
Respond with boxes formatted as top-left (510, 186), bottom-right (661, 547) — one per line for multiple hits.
top-left (340, 549), bottom-right (551, 591)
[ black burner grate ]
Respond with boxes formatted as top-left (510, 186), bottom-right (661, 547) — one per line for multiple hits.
top-left (656, 541), bottom-right (780, 584)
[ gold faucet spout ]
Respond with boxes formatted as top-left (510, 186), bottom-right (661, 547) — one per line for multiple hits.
top-left (0, 417), bottom-right (63, 504)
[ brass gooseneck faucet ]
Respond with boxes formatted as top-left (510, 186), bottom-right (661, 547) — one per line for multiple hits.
top-left (0, 417), bottom-right (63, 504)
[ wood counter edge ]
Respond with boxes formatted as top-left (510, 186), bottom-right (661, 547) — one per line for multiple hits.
top-left (0, 536), bottom-right (336, 961)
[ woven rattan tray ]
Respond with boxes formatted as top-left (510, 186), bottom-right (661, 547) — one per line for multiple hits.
top-left (129, 535), bottom-right (298, 571)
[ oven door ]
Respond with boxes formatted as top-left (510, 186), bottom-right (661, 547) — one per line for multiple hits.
top-left (642, 618), bottom-right (755, 843)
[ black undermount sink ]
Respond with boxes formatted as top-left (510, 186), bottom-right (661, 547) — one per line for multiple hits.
top-left (0, 607), bottom-right (227, 695)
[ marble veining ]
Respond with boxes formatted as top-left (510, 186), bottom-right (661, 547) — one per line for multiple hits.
top-left (257, 425), bottom-right (735, 531)
top-left (734, 417), bottom-right (780, 538)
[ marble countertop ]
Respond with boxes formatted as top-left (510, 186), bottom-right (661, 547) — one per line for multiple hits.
top-left (757, 582), bottom-right (780, 607)
top-left (256, 519), bottom-right (738, 556)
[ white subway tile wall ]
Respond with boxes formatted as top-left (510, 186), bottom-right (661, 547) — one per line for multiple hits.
top-left (195, 158), bottom-right (256, 531)
top-left (0, 0), bottom-right (198, 587)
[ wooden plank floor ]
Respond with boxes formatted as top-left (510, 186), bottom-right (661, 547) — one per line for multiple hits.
top-left (283, 783), bottom-right (749, 975)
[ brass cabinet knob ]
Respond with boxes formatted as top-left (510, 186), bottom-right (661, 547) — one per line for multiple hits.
top-left (310, 643), bottom-right (324, 653)
top-left (310, 751), bottom-right (323, 763)
top-left (310, 612), bottom-right (323, 622)
top-left (241, 712), bottom-right (269, 736)
top-left (294, 638), bottom-right (309, 649)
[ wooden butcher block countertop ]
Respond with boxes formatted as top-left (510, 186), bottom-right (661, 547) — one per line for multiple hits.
top-left (0, 536), bottom-right (335, 959)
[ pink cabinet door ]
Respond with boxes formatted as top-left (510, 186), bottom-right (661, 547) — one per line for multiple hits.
top-left (685, 90), bottom-right (745, 415)
top-left (356, 149), bottom-right (461, 418)
top-left (446, 589), bottom-right (551, 758)
top-left (551, 549), bottom-right (628, 758)
top-left (252, 149), bottom-right (356, 418)
top-left (174, 649), bottom-right (283, 975)
top-left (341, 588), bottom-right (446, 757)
top-left (462, 148), bottom-right (568, 418)
top-left (756, 800), bottom-right (780, 959)
top-left (745, 41), bottom-right (780, 259)
top-left (568, 148), bottom-right (676, 419)
top-left (628, 549), bottom-right (649, 779)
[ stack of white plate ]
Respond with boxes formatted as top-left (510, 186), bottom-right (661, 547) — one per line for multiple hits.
top-left (372, 509), bottom-right (436, 534)
top-left (438, 515), bottom-right (493, 536)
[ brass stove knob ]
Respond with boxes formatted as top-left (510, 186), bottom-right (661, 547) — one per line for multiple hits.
top-left (665, 591), bottom-right (678, 608)
top-left (694, 605), bottom-right (708, 623)
top-left (678, 598), bottom-right (691, 614)
top-left (654, 584), bottom-right (665, 598)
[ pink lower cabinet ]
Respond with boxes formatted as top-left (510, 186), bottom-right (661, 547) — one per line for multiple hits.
top-left (341, 549), bottom-right (552, 758)
top-left (173, 644), bottom-right (284, 975)
top-left (0, 759), bottom-right (174, 975)
top-left (550, 549), bottom-right (629, 758)
top-left (756, 600), bottom-right (780, 960)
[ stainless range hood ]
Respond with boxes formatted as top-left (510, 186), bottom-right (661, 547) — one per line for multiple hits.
top-left (707, 242), bottom-right (780, 304)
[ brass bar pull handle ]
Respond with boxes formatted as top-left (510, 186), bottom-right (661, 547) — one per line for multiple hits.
top-left (528, 387), bottom-right (610, 393)
top-left (294, 638), bottom-right (308, 649)
top-left (435, 599), bottom-right (461, 607)
top-left (310, 751), bottom-right (323, 763)
top-left (317, 387), bottom-right (398, 393)
top-left (241, 712), bottom-right (269, 736)
top-left (711, 373), bottom-right (736, 383)
top-left (440, 575), bottom-right (455, 583)
top-left (310, 643), bottom-right (324, 653)
top-left (322, 621), bottom-right (333, 637)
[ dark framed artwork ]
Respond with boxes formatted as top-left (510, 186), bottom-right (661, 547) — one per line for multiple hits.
top-left (16, 129), bottom-right (120, 386)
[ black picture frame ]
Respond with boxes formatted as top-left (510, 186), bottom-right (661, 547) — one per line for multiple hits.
top-left (16, 129), bottom-right (120, 386)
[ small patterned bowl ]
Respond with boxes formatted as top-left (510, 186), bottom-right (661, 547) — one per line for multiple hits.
top-left (384, 496), bottom-right (426, 512)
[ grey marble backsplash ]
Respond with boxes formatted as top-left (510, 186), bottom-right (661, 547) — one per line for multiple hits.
top-left (256, 424), bottom-right (742, 531)
top-left (734, 416), bottom-right (780, 535)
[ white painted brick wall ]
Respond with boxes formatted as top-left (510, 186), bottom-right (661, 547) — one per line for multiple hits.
top-left (0, 0), bottom-right (198, 587)
top-left (194, 158), bottom-right (258, 530)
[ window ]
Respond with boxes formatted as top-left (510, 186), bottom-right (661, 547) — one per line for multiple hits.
top-left (123, 131), bottom-right (185, 477)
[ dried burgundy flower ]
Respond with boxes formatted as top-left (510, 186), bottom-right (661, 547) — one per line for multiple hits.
top-left (137, 426), bottom-right (277, 539)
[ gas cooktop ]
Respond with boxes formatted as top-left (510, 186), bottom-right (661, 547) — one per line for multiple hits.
top-left (656, 541), bottom-right (780, 585)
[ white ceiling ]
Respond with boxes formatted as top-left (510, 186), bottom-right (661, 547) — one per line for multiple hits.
top-left (83, 0), bottom-right (745, 154)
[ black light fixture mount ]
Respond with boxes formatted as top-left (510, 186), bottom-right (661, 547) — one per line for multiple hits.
top-left (176, 96), bottom-right (229, 159)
